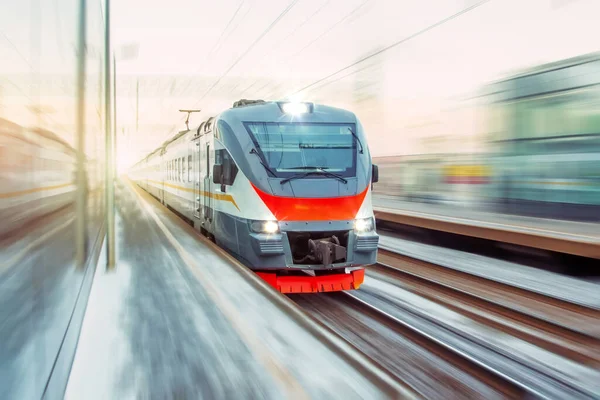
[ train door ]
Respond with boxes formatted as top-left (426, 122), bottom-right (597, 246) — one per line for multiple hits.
top-left (203, 143), bottom-right (212, 225)
top-left (193, 136), bottom-right (201, 219)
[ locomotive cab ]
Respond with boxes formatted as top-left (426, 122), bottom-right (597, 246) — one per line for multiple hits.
top-left (214, 101), bottom-right (379, 291)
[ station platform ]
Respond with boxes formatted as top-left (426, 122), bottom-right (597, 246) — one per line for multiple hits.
top-left (64, 180), bottom-right (412, 399)
top-left (373, 195), bottom-right (600, 259)
top-left (0, 201), bottom-right (104, 399)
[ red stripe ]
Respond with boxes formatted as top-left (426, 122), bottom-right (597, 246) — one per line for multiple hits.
top-left (251, 183), bottom-right (369, 221)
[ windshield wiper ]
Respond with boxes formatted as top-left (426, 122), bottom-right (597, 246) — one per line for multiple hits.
top-left (249, 148), bottom-right (276, 177)
top-left (285, 166), bottom-right (330, 170)
top-left (348, 127), bottom-right (364, 154)
top-left (280, 169), bottom-right (348, 185)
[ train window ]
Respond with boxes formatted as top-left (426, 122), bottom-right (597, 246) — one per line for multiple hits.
top-left (180, 157), bottom-right (184, 181)
top-left (188, 155), bottom-right (192, 182)
top-left (214, 149), bottom-right (238, 185)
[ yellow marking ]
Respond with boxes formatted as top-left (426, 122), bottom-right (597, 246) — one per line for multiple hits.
top-left (126, 180), bottom-right (309, 399)
top-left (0, 182), bottom-right (74, 199)
top-left (146, 179), bottom-right (240, 211)
top-left (444, 165), bottom-right (490, 177)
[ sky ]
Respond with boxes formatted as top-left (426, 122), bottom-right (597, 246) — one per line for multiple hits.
top-left (2, 0), bottom-right (600, 168)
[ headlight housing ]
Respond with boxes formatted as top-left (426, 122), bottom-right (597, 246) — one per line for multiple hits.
top-left (278, 101), bottom-right (313, 115)
top-left (354, 217), bottom-right (374, 233)
top-left (250, 220), bottom-right (279, 234)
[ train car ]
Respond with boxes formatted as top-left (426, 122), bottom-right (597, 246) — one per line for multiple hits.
top-left (130, 100), bottom-right (380, 293)
top-left (482, 52), bottom-right (600, 221)
top-left (0, 118), bottom-right (77, 238)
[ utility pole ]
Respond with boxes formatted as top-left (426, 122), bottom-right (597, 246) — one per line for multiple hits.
top-left (105, 0), bottom-right (115, 269)
top-left (113, 54), bottom-right (117, 177)
top-left (136, 79), bottom-right (139, 134)
top-left (75, 0), bottom-right (87, 268)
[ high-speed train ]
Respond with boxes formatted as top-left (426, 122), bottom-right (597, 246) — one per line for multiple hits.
top-left (130, 100), bottom-right (380, 293)
top-left (0, 118), bottom-right (77, 238)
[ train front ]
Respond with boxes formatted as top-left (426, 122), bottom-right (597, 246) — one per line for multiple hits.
top-left (217, 101), bottom-right (379, 293)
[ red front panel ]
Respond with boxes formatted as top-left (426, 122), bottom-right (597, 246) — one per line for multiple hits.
top-left (251, 183), bottom-right (368, 222)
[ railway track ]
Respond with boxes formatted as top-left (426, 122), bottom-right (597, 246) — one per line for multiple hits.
top-left (377, 249), bottom-right (600, 363)
top-left (292, 291), bottom-right (524, 399)
top-left (293, 248), bottom-right (600, 399)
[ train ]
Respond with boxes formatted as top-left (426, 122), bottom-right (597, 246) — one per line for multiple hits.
top-left (0, 118), bottom-right (77, 238)
top-left (129, 99), bottom-right (380, 293)
top-left (372, 52), bottom-right (600, 222)
top-left (482, 51), bottom-right (600, 221)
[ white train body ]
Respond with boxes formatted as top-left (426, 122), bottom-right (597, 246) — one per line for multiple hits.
top-left (0, 118), bottom-right (77, 237)
top-left (130, 101), bottom-right (379, 275)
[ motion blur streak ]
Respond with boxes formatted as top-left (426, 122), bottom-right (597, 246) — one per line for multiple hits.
top-left (1, 0), bottom-right (106, 397)
top-left (2, 0), bottom-right (600, 399)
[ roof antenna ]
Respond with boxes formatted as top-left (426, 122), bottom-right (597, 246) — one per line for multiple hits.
top-left (179, 109), bottom-right (201, 131)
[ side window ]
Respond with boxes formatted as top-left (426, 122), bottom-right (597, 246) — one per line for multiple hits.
top-left (214, 149), bottom-right (238, 185)
top-left (180, 157), bottom-right (184, 181)
top-left (188, 154), bottom-right (192, 182)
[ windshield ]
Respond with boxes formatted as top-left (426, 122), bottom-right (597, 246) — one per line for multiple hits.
top-left (244, 122), bottom-right (357, 177)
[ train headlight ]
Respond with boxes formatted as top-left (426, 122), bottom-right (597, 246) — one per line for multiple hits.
top-left (250, 220), bottom-right (280, 234)
top-left (279, 102), bottom-right (311, 115)
top-left (354, 217), bottom-right (374, 233)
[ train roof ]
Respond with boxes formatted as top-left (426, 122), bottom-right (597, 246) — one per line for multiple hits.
top-left (0, 117), bottom-right (75, 153)
top-left (134, 100), bottom-right (358, 167)
top-left (505, 51), bottom-right (600, 81)
top-left (31, 127), bottom-right (75, 152)
top-left (477, 51), bottom-right (600, 101)
top-left (218, 100), bottom-right (357, 125)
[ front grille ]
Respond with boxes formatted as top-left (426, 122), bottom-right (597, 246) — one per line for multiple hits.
top-left (259, 240), bottom-right (284, 255)
top-left (355, 235), bottom-right (379, 252)
top-left (287, 230), bottom-right (350, 265)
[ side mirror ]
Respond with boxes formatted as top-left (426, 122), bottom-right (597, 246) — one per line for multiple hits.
top-left (213, 164), bottom-right (223, 184)
top-left (372, 164), bottom-right (379, 183)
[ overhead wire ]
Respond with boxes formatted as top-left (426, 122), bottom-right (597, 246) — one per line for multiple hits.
top-left (291, 0), bottom-right (373, 59)
top-left (210, 2), bottom-right (254, 60)
top-left (285, 0), bottom-right (493, 98)
top-left (158, 0), bottom-right (302, 138)
top-left (144, 1), bottom-right (300, 141)
top-left (1, 31), bottom-right (35, 71)
top-left (235, 0), bottom-right (331, 99)
top-left (253, 0), bottom-right (373, 100)
top-left (136, 2), bottom-right (250, 140)
top-left (206, 0), bottom-right (245, 60)
top-left (191, 0), bottom-right (301, 107)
